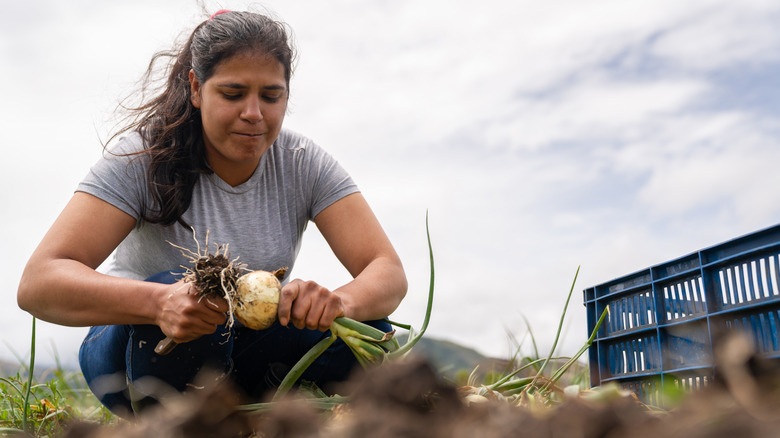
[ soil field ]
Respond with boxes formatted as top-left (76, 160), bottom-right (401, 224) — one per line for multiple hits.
top-left (59, 333), bottom-right (780, 438)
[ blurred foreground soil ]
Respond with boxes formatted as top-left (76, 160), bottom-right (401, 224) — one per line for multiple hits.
top-left (62, 333), bottom-right (780, 438)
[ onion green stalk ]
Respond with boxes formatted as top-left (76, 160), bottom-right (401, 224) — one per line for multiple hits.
top-left (270, 212), bottom-right (436, 401)
top-left (545, 306), bottom-right (609, 390)
top-left (274, 333), bottom-right (337, 400)
top-left (528, 266), bottom-right (580, 390)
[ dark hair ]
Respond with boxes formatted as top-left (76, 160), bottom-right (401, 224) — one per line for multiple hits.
top-left (109, 11), bottom-right (296, 227)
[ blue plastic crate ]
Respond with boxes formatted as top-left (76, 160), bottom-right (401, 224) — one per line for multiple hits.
top-left (584, 223), bottom-right (780, 405)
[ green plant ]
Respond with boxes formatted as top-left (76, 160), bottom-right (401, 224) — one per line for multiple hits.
top-left (457, 266), bottom-right (609, 407)
top-left (269, 212), bottom-right (437, 401)
top-left (0, 319), bottom-right (117, 436)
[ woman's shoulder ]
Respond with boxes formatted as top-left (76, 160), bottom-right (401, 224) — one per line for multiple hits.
top-left (273, 128), bottom-right (334, 163)
top-left (86, 131), bottom-right (150, 183)
top-left (107, 131), bottom-right (145, 152)
top-left (275, 128), bottom-right (314, 152)
top-left (275, 128), bottom-right (340, 155)
top-left (265, 129), bottom-right (345, 183)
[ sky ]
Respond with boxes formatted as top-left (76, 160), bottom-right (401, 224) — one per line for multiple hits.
top-left (2, 0), bottom-right (780, 369)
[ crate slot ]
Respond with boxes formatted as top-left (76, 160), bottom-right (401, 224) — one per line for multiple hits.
top-left (605, 289), bottom-right (655, 335)
top-left (620, 378), bottom-right (661, 406)
top-left (665, 368), bottom-right (714, 399)
top-left (715, 252), bottom-right (780, 311)
top-left (672, 373), bottom-right (709, 391)
top-left (661, 275), bottom-right (706, 322)
top-left (602, 333), bottom-right (661, 379)
top-left (715, 305), bottom-right (780, 356)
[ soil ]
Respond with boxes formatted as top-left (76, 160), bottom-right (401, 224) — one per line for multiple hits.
top-left (61, 332), bottom-right (780, 438)
top-left (180, 245), bottom-right (244, 300)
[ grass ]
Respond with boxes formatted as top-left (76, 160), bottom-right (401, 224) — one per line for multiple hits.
top-left (0, 319), bottom-right (117, 437)
top-left (0, 367), bottom-right (117, 436)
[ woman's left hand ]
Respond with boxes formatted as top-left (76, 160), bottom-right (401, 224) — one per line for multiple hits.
top-left (277, 279), bottom-right (347, 331)
top-left (275, 192), bottom-right (407, 332)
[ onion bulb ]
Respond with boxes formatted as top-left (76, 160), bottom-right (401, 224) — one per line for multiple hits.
top-left (234, 270), bottom-right (282, 330)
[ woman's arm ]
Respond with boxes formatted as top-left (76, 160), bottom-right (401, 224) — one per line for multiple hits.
top-left (277, 192), bottom-right (407, 331)
top-left (17, 192), bottom-right (227, 343)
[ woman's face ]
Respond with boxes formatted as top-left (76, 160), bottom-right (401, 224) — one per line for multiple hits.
top-left (189, 52), bottom-right (288, 186)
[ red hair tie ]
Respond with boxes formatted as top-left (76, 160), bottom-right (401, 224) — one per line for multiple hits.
top-left (210, 9), bottom-right (230, 19)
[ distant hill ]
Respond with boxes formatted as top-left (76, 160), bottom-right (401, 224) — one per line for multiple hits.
top-left (0, 358), bottom-right (70, 380)
top-left (407, 336), bottom-right (510, 382)
top-left (0, 359), bottom-right (20, 377)
top-left (407, 336), bottom-right (588, 386)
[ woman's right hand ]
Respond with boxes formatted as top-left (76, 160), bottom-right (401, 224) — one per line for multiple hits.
top-left (17, 192), bottom-right (231, 332)
top-left (154, 281), bottom-right (229, 343)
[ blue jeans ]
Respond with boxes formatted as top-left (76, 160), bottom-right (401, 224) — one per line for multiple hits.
top-left (79, 271), bottom-right (391, 416)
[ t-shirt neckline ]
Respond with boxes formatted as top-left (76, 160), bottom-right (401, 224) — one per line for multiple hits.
top-left (204, 151), bottom-right (269, 194)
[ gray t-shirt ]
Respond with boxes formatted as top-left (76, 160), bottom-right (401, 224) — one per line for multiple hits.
top-left (77, 129), bottom-right (359, 282)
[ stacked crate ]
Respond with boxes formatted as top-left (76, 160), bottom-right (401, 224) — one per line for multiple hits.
top-left (584, 224), bottom-right (780, 405)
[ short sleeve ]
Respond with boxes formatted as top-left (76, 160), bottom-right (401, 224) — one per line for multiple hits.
top-left (303, 141), bottom-right (359, 220)
top-left (75, 133), bottom-right (151, 220)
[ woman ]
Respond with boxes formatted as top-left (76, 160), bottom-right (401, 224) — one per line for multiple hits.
top-left (17, 10), bottom-right (407, 417)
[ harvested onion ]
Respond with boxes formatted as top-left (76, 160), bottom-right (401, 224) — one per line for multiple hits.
top-left (234, 270), bottom-right (282, 330)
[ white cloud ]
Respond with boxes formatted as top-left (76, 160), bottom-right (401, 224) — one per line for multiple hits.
top-left (482, 76), bottom-right (709, 150)
top-left (637, 132), bottom-right (780, 220)
top-left (651, 1), bottom-right (780, 70)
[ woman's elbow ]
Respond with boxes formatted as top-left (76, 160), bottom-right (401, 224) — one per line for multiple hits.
top-left (17, 265), bottom-right (45, 315)
top-left (17, 277), bottom-right (36, 314)
top-left (393, 260), bottom-right (409, 304)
